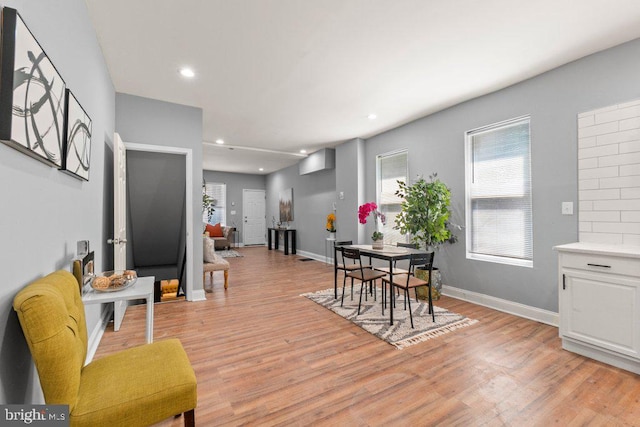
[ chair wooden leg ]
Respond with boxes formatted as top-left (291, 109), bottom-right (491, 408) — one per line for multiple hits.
top-left (224, 270), bottom-right (229, 289)
top-left (184, 409), bottom-right (195, 427)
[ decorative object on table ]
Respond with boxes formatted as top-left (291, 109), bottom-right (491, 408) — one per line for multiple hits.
top-left (279, 188), bottom-right (293, 222)
top-left (326, 212), bottom-right (336, 238)
top-left (0, 7), bottom-right (66, 167)
top-left (61, 89), bottom-right (92, 180)
top-left (358, 202), bottom-right (386, 249)
top-left (395, 173), bottom-right (460, 300)
top-left (302, 287), bottom-right (477, 349)
top-left (88, 270), bottom-right (137, 292)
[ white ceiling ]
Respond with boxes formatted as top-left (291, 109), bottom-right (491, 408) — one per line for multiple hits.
top-left (85, 0), bottom-right (640, 175)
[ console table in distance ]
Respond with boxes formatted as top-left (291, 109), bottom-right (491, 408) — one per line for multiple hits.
top-left (267, 228), bottom-right (297, 255)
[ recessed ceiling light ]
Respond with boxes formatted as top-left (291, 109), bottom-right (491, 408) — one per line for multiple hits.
top-left (368, 114), bottom-right (377, 120)
top-left (300, 149), bottom-right (307, 154)
top-left (179, 67), bottom-right (195, 78)
top-left (259, 168), bottom-right (264, 171)
top-left (215, 139), bottom-right (224, 145)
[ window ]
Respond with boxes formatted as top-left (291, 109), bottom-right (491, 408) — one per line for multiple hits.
top-left (376, 150), bottom-right (408, 245)
top-left (203, 182), bottom-right (227, 225)
top-left (465, 116), bottom-right (533, 267)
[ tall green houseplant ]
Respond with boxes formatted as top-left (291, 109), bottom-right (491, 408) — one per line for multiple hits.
top-left (394, 174), bottom-right (457, 250)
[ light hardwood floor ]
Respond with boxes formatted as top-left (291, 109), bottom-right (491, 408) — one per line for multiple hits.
top-left (94, 247), bottom-right (640, 426)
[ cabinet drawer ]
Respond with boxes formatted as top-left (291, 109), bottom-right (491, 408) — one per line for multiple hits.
top-left (560, 252), bottom-right (640, 277)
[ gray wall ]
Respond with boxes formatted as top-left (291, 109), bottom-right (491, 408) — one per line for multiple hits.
top-left (0, 0), bottom-right (115, 403)
top-left (335, 138), bottom-right (365, 244)
top-left (363, 38), bottom-right (640, 313)
top-left (266, 164), bottom-right (336, 256)
top-left (115, 93), bottom-right (204, 292)
top-left (203, 170), bottom-right (266, 244)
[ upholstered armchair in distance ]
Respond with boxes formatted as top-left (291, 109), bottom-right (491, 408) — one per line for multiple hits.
top-left (13, 270), bottom-right (197, 427)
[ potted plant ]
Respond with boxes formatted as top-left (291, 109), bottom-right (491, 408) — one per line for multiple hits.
top-left (358, 202), bottom-right (386, 249)
top-left (202, 184), bottom-right (215, 225)
top-left (394, 173), bottom-right (459, 299)
top-left (326, 213), bottom-right (336, 238)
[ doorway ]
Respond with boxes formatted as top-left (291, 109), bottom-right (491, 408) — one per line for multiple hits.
top-left (243, 189), bottom-right (266, 245)
top-left (124, 142), bottom-right (194, 300)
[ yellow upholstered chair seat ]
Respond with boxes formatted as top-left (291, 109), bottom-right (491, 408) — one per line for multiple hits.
top-left (13, 270), bottom-right (197, 427)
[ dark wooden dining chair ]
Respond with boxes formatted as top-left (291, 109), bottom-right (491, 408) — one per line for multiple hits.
top-left (334, 240), bottom-right (370, 301)
top-left (382, 252), bottom-right (435, 328)
top-left (373, 242), bottom-right (419, 297)
top-left (341, 247), bottom-right (386, 314)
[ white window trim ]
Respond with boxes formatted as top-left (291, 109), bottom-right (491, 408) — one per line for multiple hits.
top-left (464, 115), bottom-right (533, 269)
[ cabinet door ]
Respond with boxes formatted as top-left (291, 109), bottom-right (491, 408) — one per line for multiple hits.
top-left (561, 270), bottom-right (640, 358)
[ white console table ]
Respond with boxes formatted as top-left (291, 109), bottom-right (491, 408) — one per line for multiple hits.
top-left (82, 276), bottom-right (155, 343)
top-left (555, 243), bottom-right (640, 374)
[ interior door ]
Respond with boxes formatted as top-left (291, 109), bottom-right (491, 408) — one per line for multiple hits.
top-left (110, 132), bottom-right (128, 330)
top-left (243, 189), bottom-right (266, 245)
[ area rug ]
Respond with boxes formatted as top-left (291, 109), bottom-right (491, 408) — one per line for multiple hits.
top-left (302, 287), bottom-right (478, 349)
top-left (217, 249), bottom-right (243, 258)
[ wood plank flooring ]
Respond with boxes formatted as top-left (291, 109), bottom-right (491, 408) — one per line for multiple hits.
top-left (94, 247), bottom-right (640, 426)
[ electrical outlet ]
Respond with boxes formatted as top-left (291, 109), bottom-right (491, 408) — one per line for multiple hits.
top-left (562, 202), bottom-right (573, 215)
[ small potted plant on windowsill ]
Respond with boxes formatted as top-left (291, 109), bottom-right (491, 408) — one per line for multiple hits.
top-left (394, 173), bottom-right (460, 299)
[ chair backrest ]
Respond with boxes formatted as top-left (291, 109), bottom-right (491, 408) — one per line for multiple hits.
top-left (408, 252), bottom-right (435, 276)
top-left (13, 270), bottom-right (88, 409)
top-left (334, 240), bottom-right (353, 266)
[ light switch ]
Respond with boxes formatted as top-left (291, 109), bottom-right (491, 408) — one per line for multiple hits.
top-left (562, 202), bottom-right (573, 215)
top-left (230, 210), bottom-right (236, 215)
top-left (339, 192), bottom-right (344, 200)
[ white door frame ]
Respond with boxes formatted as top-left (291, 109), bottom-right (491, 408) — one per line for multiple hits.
top-left (125, 142), bottom-right (194, 301)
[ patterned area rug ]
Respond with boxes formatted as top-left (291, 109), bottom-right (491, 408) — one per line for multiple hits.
top-left (217, 249), bottom-right (243, 258)
top-left (302, 287), bottom-right (478, 349)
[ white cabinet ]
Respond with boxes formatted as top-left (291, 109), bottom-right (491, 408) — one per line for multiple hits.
top-left (555, 243), bottom-right (640, 374)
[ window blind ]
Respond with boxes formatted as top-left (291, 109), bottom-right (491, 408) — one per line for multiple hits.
top-left (467, 117), bottom-right (532, 264)
top-left (377, 151), bottom-right (408, 245)
top-left (203, 182), bottom-right (226, 225)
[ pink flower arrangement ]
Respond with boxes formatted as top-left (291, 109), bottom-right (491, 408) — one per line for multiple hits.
top-left (358, 202), bottom-right (386, 225)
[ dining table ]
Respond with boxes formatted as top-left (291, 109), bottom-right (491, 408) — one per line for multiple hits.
top-left (335, 243), bottom-right (429, 325)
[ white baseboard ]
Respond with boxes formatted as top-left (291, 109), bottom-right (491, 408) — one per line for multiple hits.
top-left (295, 249), bottom-right (332, 264)
top-left (85, 305), bottom-right (113, 365)
top-left (443, 285), bottom-right (559, 327)
top-left (191, 289), bottom-right (207, 301)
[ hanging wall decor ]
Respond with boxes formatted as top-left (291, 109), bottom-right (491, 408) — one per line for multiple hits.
top-left (0, 7), bottom-right (66, 167)
top-left (62, 89), bottom-right (92, 180)
top-left (279, 187), bottom-right (293, 223)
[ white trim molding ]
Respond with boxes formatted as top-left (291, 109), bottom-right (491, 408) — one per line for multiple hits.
top-left (85, 305), bottom-right (113, 365)
top-left (442, 285), bottom-right (559, 327)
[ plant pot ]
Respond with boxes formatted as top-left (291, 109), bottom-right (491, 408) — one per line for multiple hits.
top-left (415, 267), bottom-right (442, 300)
top-left (372, 239), bottom-right (384, 250)
top-left (328, 232), bottom-right (336, 239)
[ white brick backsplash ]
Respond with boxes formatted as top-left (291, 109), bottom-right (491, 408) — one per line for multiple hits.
top-left (620, 164), bottom-right (640, 176)
top-left (580, 201), bottom-right (593, 211)
top-left (595, 105), bottom-right (640, 124)
top-left (579, 232), bottom-right (624, 244)
top-left (623, 234), bottom-right (640, 245)
top-left (621, 211), bottom-right (640, 222)
top-left (578, 136), bottom-right (597, 148)
top-left (621, 188), bottom-right (640, 199)
top-left (579, 222), bottom-right (592, 232)
top-left (598, 151), bottom-right (640, 167)
top-left (578, 115), bottom-right (595, 128)
top-left (578, 121), bottom-right (618, 139)
top-left (584, 104), bottom-right (618, 116)
top-left (578, 179), bottom-right (599, 190)
top-left (597, 128), bottom-right (640, 146)
top-left (593, 222), bottom-right (640, 234)
top-left (620, 140), bottom-right (640, 154)
top-left (578, 166), bottom-right (618, 180)
top-left (578, 158), bottom-right (598, 170)
top-left (599, 176), bottom-right (640, 189)
top-left (578, 144), bottom-right (618, 159)
top-left (579, 211), bottom-right (620, 222)
top-left (619, 117), bottom-right (640, 131)
top-left (579, 189), bottom-right (620, 200)
top-left (593, 199), bottom-right (640, 211)
top-left (617, 99), bottom-right (640, 109)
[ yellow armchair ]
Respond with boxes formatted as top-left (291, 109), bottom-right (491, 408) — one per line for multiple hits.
top-left (13, 270), bottom-right (197, 427)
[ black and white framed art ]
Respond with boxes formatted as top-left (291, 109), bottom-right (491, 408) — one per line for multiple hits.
top-left (62, 89), bottom-right (92, 180)
top-left (0, 7), bottom-right (66, 167)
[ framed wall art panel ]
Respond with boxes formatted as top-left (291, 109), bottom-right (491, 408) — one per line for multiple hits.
top-left (62, 89), bottom-right (92, 180)
top-left (0, 7), bottom-right (66, 167)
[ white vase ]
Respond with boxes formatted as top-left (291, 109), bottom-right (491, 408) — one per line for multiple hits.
top-left (372, 239), bottom-right (384, 250)
top-left (328, 232), bottom-right (336, 239)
